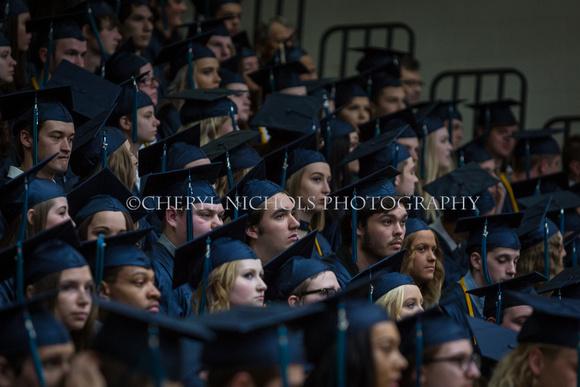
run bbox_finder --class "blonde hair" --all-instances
[488,343,564,387]
[0,198,60,249]
[90,145,136,190]
[516,233,565,281]
[178,116,229,146]
[285,165,326,231]
[417,131,456,222]
[375,286,405,320]
[215,167,252,197]
[191,260,239,315]
[401,230,445,307]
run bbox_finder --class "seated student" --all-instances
[27,13,87,87]
[370,67,406,119]
[0,298,74,387]
[3,0,32,91]
[399,55,423,106]
[219,69,252,125]
[174,216,266,315]
[326,118,360,192]
[78,1,122,74]
[6,221,96,352]
[118,0,154,59]
[104,52,160,105]
[467,272,547,332]
[401,218,445,307]
[248,61,309,97]
[332,166,408,277]
[334,75,371,132]
[283,45,317,81]
[562,135,580,186]
[263,231,341,305]
[510,129,562,183]
[80,229,161,312]
[398,309,481,387]
[68,169,146,241]
[0,87,75,182]
[440,212,523,321]
[489,295,580,387]
[148,0,188,61]
[256,15,296,64]
[304,299,408,387]
[0,33,17,91]
[203,20,235,63]
[142,163,224,317]
[417,99,465,150]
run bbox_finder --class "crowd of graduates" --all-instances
[0,0,579,386]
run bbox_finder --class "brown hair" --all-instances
[513,154,559,174]
[516,232,564,281]
[0,198,60,249]
[89,144,136,190]
[215,167,252,197]
[401,230,445,307]
[191,260,239,315]
[285,165,326,232]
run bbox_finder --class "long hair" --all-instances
[87,144,136,191]
[488,343,564,387]
[401,230,445,307]
[516,233,565,281]
[178,116,229,146]
[417,131,456,222]
[191,260,239,315]
[29,271,97,352]
[215,167,251,197]
[375,286,405,320]
[285,166,326,232]
[4,14,27,92]
[0,198,59,249]
[76,211,135,241]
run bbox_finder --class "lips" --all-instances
[73,312,88,320]
[289,233,298,241]
[147,304,159,313]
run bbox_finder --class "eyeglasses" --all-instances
[300,288,338,299]
[426,352,481,373]
[401,80,424,88]
[138,76,159,87]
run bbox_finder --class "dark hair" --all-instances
[305,328,376,387]
[399,55,420,72]
[119,2,151,24]
[329,134,354,192]
[4,14,27,92]
[401,344,441,387]
[208,365,280,387]
[77,211,135,241]
[562,135,580,175]
[513,154,558,174]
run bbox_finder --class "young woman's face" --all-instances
[54,266,93,331]
[434,127,453,168]
[136,105,159,143]
[137,63,159,105]
[194,57,221,89]
[226,83,251,123]
[347,131,360,175]
[103,266,161,313]
[410,230,438,285]
[370,321,408,387]
[422,339,481,387]
[86,211,128,240]
[297,162,331,213]
[228,259,267,308]
[44,197,74,230]
[17,12,32,51]
[0,46,16,85]
[398,284,424,320]
[122,4,153,49]
[337,97,371,129]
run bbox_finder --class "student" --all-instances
[399,55,423,105]
[148,0,188,60]
[325,117,359,192]
[370,68,406,119]
[0,34,17,90]
[142,163,224,317]
[334,75,371,131]
[174,216,266,315]
[248,61,309,97]
[417,99,464,150]
[3,0,32,91]
[219,69,252,124]
[118,0,154,58]
[401,218,445,307]
[104,52,160,105]
[510,129,562,182]
[203,20,235,63]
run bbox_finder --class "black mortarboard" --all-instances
[467,99,519,128]
[405,217,430,236]
[351,47,407,74]
[138,124,202,176]
[517,190,580,236]
[334,75,367,107]
[455,138,492,167]
[466,315,517,362]
[103,51,149,84]
[247,61,308,95]
[191,0,241,17]
[180,16,231,37]
[509,172,569,199]
[512,128,564,179]
[516,196,560,265]
[358,107,420,142]
[538,265,580,299]
[262,132,318,187]
[153,33,214,83]
[219,68,245,87]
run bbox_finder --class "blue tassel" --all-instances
[16,243,24,302]
[375,118,380,138]
[132,77,138,143]
[199,237,212,316]
[534,179,541,196]
[322,91,331,116]
[459,151,465,168]
[161,142,167,172]
[415,317,423,387]
[229,102,238,131]
[204,0,210,18]
[2,2,8,35]
[525,140,530,180]
[87,5,108,61]
[186,176,194,242]
[325,121,332,161]
[115,0,121,17]
[484,108,491,136]
[187,43,195,89]
[482,219,492,285]
[573,242,577,267]
[448,105,454,145]
[17,176,29,243]
[33,95,38,165]
[281,151,288,187]
[101,131,108,169]
[496,287,502,325]
[278,325,290,387]
[23,307,47,387]
[336,302,348,387]
[352,189,358,264]
[95,236,106,293]
[421,124,427,180]
[234,190,239,220]
[147,324,166,387]
[392,144,399,184]
[560,207,565,237]
[544,220,550,278]
[43,21,53,87]
[269,69,275,93]
[101,63,106,78]
[159,0,169,30]
[226,151,234,190]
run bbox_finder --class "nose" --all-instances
[428,250,437,262]
[215,72,222,84]
[256,276,267,291]
[396,350,408,371]
[289,213,300,231]
[212,216,224,229]
[506,261,517,276]
[322,180,331,195]
[61,139,72,153]
[393,221,404,236]
[64,212,76,228]
[153,116,160,127]
[466,359,481,379]
[78,287,91,305]
[149,284,161,300]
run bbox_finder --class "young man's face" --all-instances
[400,67,422,105]
[30,120,75,177]
[395,158,418,196]
[483,246,519,283]
[122,4,153,49]
[51,38,87,74]
[396,137,419,162]
[484,124,518,160]
[206,35,233,62]
[174,202,225,247]
[102,265,161,313]
[498,305,533,332]
[214,3,242,35]
[358,205,407,262]
[372,86,406,118]
[98,19,122,56]
[15,342,75,387]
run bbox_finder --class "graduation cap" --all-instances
[0,32,8,47]
[173,215,255,313]
[201,130,261,189]
[262,132,318,187]
[68,168,148,226]
[467,272,547,323]
[219,68,245,87]
[405,217,430,237]
[138,124,203,176]
[0,293,71,385]
[103,51,149,84]
[456,213,523,284]
[538,265,580,299]
[249,93,322,142]
[358,107,420,142]
[467,99,519,139]
[263,231,328,301]
[334,74,367,107]
[47,60,121,125]
[0,0,28,21]
[304,77,338,101]
[285,143,327,180]
[319,112,356,160]
[416,115,446,179]
[153,33,214,84]
[169,88,239,130]
[517,190,580,237]
[0,86,74,166]
[512,129,564,180]
[353,138,411,179]
[141,163,222,239]
[351,47,407,74]
[416,99,465,147]
[70,105,126,178]
[455,138,492,167]
[247,61,308,95]
[93,297,214,382]
[221,159,283,220]
[510,172,569,199]
[564,231,580,268]
[180,15,232,38]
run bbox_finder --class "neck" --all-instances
[83,50,102,74]
[442,219,463,244]
[471,269,487,288]
[250,240,276,266]
[155,22,173,39]
[129,141,142,158]
[355,244,378,273]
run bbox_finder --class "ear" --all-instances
[100,281,111,300]
[394,175,401,188]
[228,371,256,387]
[470,252,482,271]
[165,207,180,229]
[38,47,47,65]
[537,158,549,175]
[356,218,364,238]
[25,284,35,298]
[569,160,580,176]
[287,295,300,307]
[527,347,545,377]
[26,208,35,226]
[487,316,496,324]
[0,357,16,387]
[118,115,132,132]
[81,24,93,40]
[20,129,32,150]
[246,224,259,241]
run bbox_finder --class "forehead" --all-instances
[118,265,154,277]
[195,57,219,67]
[488,246,520,259]
[236,258,262,270]
[194,201,224,211]
[303,161,330,176]
[54,37,86,51]
[208,35,232,45]
[59,265,92,281]
[412,230,436,245]
[264,192,294,212]
[400,68,421,80]
[307,271,337,288]
[379,86,405,98]
[90,210,127,225]
[130,4,153,17]
[40,120,75,134]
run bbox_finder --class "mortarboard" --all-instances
[467,272,547,323]
[564,231,580,268]
[285,145,327,179]
[0,32,8,46]
[341,125,406,166]
[334,74,367,107]
[263,231,328,301]
[416,99,465,147]
[467,99,519,128]
[67,168,148,226]
[103,51,149,84]
[538,265,580,299]
[138,124,203,176]
[370,70,402,98]
[262,132,318,187]
[93,297,214,382]
[455,138,492,167]
[358,106,420,142]
[219,68,245,87]
[517,190,580,237]
[405,217,430,237]
[351,47,407,74]
[181,16,231,38]
[70,105,126,178]
[169,88,238,130]
[456,213,523,284]
[358,140,411,180]
[247,61,308,95]
[509,172,569,199]
[512,128,564,180]
[304,77,338,101]
[191,0,241,17]
[0,0,28,20]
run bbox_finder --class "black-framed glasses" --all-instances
[300,288,338,299]
[425,352,481,373]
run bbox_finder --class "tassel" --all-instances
[525,140,530,180]
[278,325,290,387]
[482,218,492,285]
[161,142,167,172]
[421,124,427,180]
[199,237,212,316]
[33,94,38,165]
[2,2,8,35]
[448,104,454,145]
[560,207,565,237]
[544,220,550,278]
[229,102,238,131]
[269,69,275,94]
[43,21,53,87]
[375,118,380,138]
[115,0,121,17]
[225,151,234,190]
[336,302,348,387]
[234,190,239,220]
[95,236,106,293]
[87,5,108,61]
[496,287,502,325]
[573,241,577,267]
[186,176,194,241]
[101,131,108,169]
[281,150,289,187]
[132,76,138,143]
[352,189,358,264]
[459,151,465,168]
[187,43,195,89]
[147,324,166,387]
[415,316,423,387]
[23,307,47,386]
[159,0,169,30]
